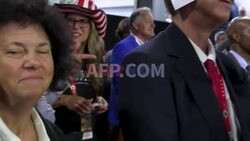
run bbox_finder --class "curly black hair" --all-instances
[0,0,74,91]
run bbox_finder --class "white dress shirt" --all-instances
[189,39,239,141]
[0,108,50,141]
[130,33,145,46]
[230,50,249,71]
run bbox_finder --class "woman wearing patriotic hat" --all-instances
[44,0,108,139]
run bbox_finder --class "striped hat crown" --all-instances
[59,0,97,10]
[52,0,107,38]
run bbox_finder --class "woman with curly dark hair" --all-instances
[0,0,83,140]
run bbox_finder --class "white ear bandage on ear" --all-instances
[170,0,195,10]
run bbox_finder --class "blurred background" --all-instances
[93,0,250,22]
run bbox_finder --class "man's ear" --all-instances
[232,33,240,43]
[132,23,138,30]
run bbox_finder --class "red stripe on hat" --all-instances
[78,0,84,7]
[98,21,106,30]
[99,29,106,38]
[56,5,92,14]
[95,15,105,25]
[57,8,92,17]
[88,0,93,10]
[98,17,106,27]
[92,11,101,18]
[94,12,104,20]
[99,27,106,34]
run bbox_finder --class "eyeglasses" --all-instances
[66,17,90,28]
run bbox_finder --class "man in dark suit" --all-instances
[108,7,155,140]
[224,17,250,130]
[226,16,250,74]
[118,0,250,141]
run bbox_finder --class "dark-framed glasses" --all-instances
[66,17,90,28]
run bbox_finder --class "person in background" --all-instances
[214,30,228,48]
[104,17,131,75]
[239,6,246,17]
[216,1,239,31]
[53,0,108,134]
[230,2,239,20]
[103,17,131,141]
[216,38,231,53]
[214,1,239,53]
[226,16,250,73]
[36,0,108,140]
[118,0,250,140]
[108,7,155,141]
[0,0,83,140]
[225,16,250,135]
[53,1,109,141]
[115,17,131,40]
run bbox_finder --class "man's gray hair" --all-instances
[130,7,152,28]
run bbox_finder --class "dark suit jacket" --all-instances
[109,35,139,126]
[40,112,83,141]
[118,23,250,141]
[227,52,250,79]
[225,52,250,133]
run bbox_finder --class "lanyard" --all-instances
[69,80,78,96]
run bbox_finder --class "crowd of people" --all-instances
[0,0,249,141]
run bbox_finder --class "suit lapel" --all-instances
[216,54,249,141]
[227,52,239,65]
[165,24,229,138]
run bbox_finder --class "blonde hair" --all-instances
[86,21,105,94]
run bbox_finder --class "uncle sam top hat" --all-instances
[51,0,107,38]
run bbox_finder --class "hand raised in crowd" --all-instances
[69,53,97,79]
[72,53,97,65]
[75,53,97,61]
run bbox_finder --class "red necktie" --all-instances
[204,59,231,132]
